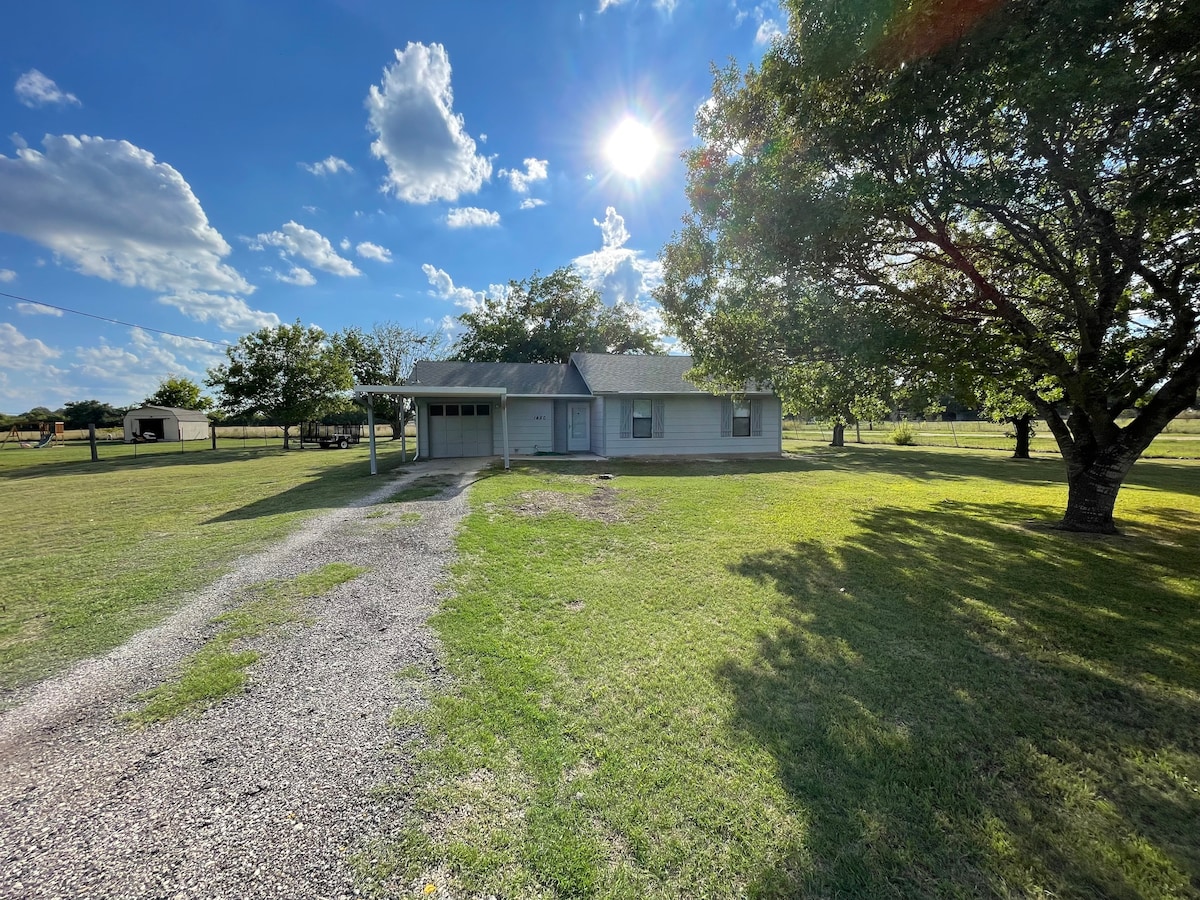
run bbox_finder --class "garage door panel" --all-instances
[428,402,492,458]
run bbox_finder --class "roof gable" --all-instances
[569,353,705,393]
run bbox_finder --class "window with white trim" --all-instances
[732,400,751,436]
[633,399,652,438]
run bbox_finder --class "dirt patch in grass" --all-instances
[506,484,631,524]
[385,476,457,504]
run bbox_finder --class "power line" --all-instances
[0,290,231,348]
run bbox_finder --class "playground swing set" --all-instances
[1,421,65,449]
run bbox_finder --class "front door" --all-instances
[568,402,590,452]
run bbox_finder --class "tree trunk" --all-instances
[1012,413,1032,459]
[830,423,845,447]
[855,421,862,443]
[283,424,291,450]
[1061,465,1125,533]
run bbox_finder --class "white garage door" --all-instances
[428,403,494,457]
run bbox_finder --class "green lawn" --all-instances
[0,441,408,696]
[365,446,1200,899]
[784,418,1200,458]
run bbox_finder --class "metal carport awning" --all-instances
[353,384,510,474]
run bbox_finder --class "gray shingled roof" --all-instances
[569,352,707,393]
[410,360,590,395]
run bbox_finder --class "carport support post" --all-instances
[367,394,378,476]
[401,398,407,461]
[501,394,510,470]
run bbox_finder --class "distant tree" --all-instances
[206,320,353,449]
[18,406,57,423]
[660,0,1200,533]
[453,266,660,363]
[144,376,213,411]
[333,322,447,439]
[60,400,125,429]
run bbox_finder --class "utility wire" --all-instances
[0,290,231,347]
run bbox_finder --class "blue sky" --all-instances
[0,1,782,413]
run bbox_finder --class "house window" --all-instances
[732,400,751,436]
[633,399,652,438]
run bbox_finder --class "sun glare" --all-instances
[605,118,659,178]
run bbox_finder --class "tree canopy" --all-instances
[659,0,1200,532]
[333,322,447,438]
[206,321,352,448]
[144,376,212,411]
[453,266,660,363]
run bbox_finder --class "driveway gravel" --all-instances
[0,458,488,899]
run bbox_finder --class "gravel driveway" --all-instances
[0,458,489,899]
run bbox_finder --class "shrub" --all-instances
[890,422,917,445]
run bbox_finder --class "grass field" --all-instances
[364,447,1200,898]
[784,417,1200,458]
[0,440,409,697]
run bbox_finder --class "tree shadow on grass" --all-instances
[722,502,1200,898]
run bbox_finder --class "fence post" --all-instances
[89,424,98,462]
[211,423,217,450]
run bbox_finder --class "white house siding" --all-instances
[503,398,554,455]
[590,396,605,456]
[602,394,781,457]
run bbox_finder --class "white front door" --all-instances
[568,402,590,452]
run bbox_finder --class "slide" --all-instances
[34,433,54,448]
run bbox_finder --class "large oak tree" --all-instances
[453,266,660,363]
[659,0,1200,532]
[206,321,352,449]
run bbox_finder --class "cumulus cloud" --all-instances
[572,206,664,308]
[250,221,361,277]
[15,301,62,316]
[751,3,785,45]
[0,323,61,368]
[0,135,253,297]
[301,155,353,176]
[278,266,317,286]
[0,134,277,332]
[519,198,546,210]
[0,268,15,282]
[156,291,280,332]
[366,43,491,203]
[446,207,500,229]
[356,241,393,262]
[14,70,81,108]
[499,158,548,194]
[598,0,676,12]
[421,263,486,311]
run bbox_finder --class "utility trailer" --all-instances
[299,422,365,449]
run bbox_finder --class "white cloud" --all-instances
[0,268,15,282]
[301,155,353,176]
[156,291,280,332]
[15,301,62,316]
[356,241,393,262]
[572,206,664,308]
[499,158,548,194]
[340,238,351,251]
[250,221,361,277]
[302,204,318,214]
[752,3,785,45]
[14,70,81,108]
[0,134,271,333]
[446,207,500,229]
[520,198,546,210]
[595,206,630,250]
[0,323,61,368]
[598,0,676,12]
[278,266,317,286]
[366,43,491,203]
[421,263,486,310]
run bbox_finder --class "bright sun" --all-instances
[605,118,658,178]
